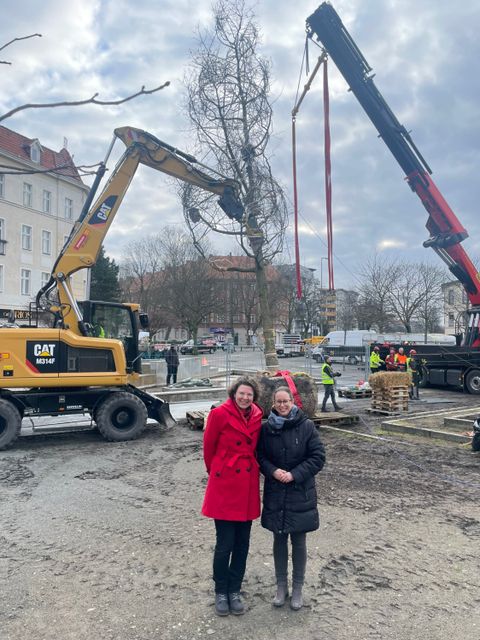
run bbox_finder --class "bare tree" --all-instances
[358,255,399,331]
[160,229,221,342]
[182,0,289,368]
[120,235,170,336]
[415,262,447,339]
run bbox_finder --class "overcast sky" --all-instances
[2,0,479,289]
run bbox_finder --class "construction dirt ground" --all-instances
[1,387,479,640]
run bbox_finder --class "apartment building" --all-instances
[0,125,89,322]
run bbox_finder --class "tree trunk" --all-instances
[254,256,278,370]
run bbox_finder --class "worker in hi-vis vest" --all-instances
[369,346,384,374]
[321,356,342,412]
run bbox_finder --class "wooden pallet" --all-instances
[312,412,360,427]
[338,389,372,399]
[186,410,209,430]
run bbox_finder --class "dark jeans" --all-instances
[322,384,338,409]
[273,532,307,586]
[166,366,178,385]
[213,519,252,594]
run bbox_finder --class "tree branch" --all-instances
[0,33,42,61]
[0,82,170,123]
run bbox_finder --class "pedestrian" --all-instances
[395,346,407,372]
[369,346,384,374]
[257,386,326,610]
[407,349,420,400]
[321,356,343,412]
[385,347,398,371]
[201,377,263,616]
[165,345,179,385]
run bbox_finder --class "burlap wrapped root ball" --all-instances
[255,372,318,417]
[368,371,411,390]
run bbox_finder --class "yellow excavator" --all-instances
[0,127,244,449]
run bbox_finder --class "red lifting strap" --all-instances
[274,370,303,409]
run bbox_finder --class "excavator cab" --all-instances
[80,300,145,374]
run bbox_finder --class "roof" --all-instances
[0,124,84,183]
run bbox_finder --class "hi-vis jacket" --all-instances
[321,363,335,385]
[202,398,263,521]
[370,351,383,369]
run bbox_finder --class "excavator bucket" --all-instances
[153,400,176,429]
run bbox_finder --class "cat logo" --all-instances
[34,344,56,358]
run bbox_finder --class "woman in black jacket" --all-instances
[257,386,326,610]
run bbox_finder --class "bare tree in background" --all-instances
[160,229,221,343]
[120,235,170,336]
[416,262,447,339]
[182,0,288,368]
[358,255,399,331]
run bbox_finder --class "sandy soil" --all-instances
[1,389,479,640]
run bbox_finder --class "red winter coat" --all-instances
[201,398,263,521]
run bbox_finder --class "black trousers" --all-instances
[213,519,252,594]
[273,532,307,586]
[166,366,178,385]
[322,384,338,409]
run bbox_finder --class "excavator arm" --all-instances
[38,126,244,334]
[306,3,480,345]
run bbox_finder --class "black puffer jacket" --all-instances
[257,409,326,534]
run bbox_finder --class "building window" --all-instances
[23,183,33,208]
[249,314,256,323]
[65,197,73,221]
[41,230,51,255]
[43,190,52,214]
[21,225,32,251]
[448,289,454,305]
[30,143,41,163]
[0,265,3,292]
[0,217,4,240]
[41,271,50,288]
[21,268,31,295]
[448,312,455,327]
[0,174,4,198]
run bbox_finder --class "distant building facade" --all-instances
[442,280,469,336]
[0,125,89,322]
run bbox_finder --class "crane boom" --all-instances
[306,3,480,339]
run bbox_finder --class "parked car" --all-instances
[180,339,217,355]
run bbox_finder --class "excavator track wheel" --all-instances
[95,392,148,442]
[0,398,22,451]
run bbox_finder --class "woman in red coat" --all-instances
[202,377,262,617]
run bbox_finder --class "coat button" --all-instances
[236,469,241,473]
[246,438,252,444]
[215,472,220,477]
[236,441,241,446]
[246,467,251,472]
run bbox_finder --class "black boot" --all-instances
[321,406,328,413]
[229,592,245,615]
[215,593,229,616]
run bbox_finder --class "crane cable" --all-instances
[291,45,330,299]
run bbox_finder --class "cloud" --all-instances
[1,0,479,290]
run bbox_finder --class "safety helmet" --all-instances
[409,349,417,355]
[374,346,380,351]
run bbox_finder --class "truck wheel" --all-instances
[0,399,22,450]
[95,392,148,442]
[465,369,480,394]
[418,365,429,389]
